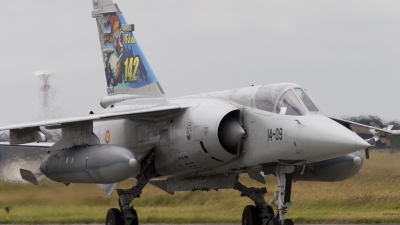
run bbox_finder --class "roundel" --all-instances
[105,130,110,144]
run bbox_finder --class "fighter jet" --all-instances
[1,1,399,225]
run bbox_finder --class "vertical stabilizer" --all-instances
[92,0,164,97]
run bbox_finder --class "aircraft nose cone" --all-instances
[297,115,370,161]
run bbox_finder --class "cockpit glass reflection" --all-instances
[294,88,319,112]
[276,90,306,116]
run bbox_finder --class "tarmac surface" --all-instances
[4,224,398,225]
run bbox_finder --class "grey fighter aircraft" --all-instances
[1,1,400,225]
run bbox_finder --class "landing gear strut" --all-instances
[105,152,157,225]
[234,177,277,225]
[269,166,295,225]
[236,165,295,225]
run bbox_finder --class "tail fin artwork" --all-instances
[92,0,164,97]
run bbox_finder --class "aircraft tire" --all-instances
[284,219,294,225]
[266,205,275,217]
[267,218,280,225]
[242,205,261,225]
[129,208,139,225]
[106,208,123,225]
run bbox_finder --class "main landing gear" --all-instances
[105,152,157,225]
[236,165,295,225]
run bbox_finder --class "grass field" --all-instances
[0,150,399,223]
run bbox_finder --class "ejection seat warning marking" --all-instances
[105,130,110,144]
[268,128,283,141]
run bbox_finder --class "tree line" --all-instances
[342,115,400,149]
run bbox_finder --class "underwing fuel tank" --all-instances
[293,152,363,182]
[40,145,139,184]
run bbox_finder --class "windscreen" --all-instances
[294,88,319,112]
[255,84,289,112]
[276,90,306,116]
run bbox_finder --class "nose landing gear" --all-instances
[270,166,295,225]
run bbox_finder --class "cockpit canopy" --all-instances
[255,83,319,116]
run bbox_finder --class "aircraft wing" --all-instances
[330,117,400,146]
[0,103,183,146]
[0,104,182,131]
[0,142,53,148]
[330,117,392,134]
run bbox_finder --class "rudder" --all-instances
[92,0,164,97]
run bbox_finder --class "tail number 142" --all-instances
[124,56,139,82]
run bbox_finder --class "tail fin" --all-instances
[92,0,164,97]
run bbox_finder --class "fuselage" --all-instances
[92,83,369,179]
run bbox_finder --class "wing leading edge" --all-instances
[0,104,182,131]
[0,103,183,146]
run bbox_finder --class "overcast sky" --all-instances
[1,0,400,126]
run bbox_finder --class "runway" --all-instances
[5,224,396,225]
[138,223,396,225]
